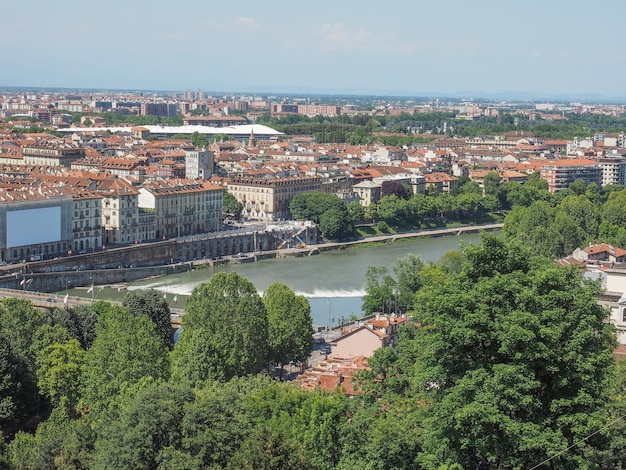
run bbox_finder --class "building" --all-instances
[140,103,178,117]
[97,179,141,246]
[185,149,214,180]
[540,159,602,192]
[228,175,323,221]
[138,179,224,239]
[424,172,459,193]
[572,244,626,265]
[330,313,406,358]
[353,180,382,207]
[183,116,247,127]
[22,145,85,167]
[297,104,341,117]
[0,192,73,262]
[71,192,103,253]
[598,157,626,187]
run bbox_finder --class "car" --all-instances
[46,298,56,303]
[319,345,331,355]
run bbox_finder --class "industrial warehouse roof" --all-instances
[58,124,283,137]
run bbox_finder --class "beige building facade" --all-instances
[228,175,323,221]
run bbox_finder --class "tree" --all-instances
[123,289,173,347]
[393,254,425,312]
[190,131,208,149]
[82,306,170,417]
[377,195,407,225]
[568,178,587,195]
[172,272,268,385]
[67,305,99,349]
[380,180,408,200]
[36,339,86,418]
[263,283,313,377]
[483,171,500,196]
[346,201,365,224]
[412,234,616,468]
[92,380,193,470]
[319,206,352,240]
[223,191,243,220]
[289,192,344,224]
[557,194,600,243]
[362,267,396,315]
[0,334,32,436]
[602,189,626,227]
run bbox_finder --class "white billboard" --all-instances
[6,206,62,247]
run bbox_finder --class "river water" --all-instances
[98,232,484,327]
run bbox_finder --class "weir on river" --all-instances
[103,231,487,327]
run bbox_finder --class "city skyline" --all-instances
[2,0,626,99]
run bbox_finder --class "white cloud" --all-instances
[303,22,428,54]
[236,16,259,32]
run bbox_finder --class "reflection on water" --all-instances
[80,232,487,326]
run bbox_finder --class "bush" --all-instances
[377,221,389,233]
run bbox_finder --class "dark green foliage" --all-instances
[0,334,32,436]
[172,272,268,385]
[93,381,193,470]
[263,283,313,375]
[319,206,352,240]
[412,234,616,468]
[82,306,170,417]
[189,131,208,149]
[362,267,396,315]
[289,191,345,223]
[223,191,243,220]
[123,289,173,347]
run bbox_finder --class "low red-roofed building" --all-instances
[296,356,368,396]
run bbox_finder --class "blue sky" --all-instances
[2,0,626,98]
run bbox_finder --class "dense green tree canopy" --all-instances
[223,191,244,220]
[172,272,268,385]
[82,306,170,417]
[263,282,313,375]
[289,192,345,224]
[122,289,173,347]
[412,235,616,468]
[319,205,352,240]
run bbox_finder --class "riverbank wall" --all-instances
[0,223,502,293]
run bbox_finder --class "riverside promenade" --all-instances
[285,222,504,257]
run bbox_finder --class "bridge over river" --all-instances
[0,288,184,327]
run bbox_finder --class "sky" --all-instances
[2,0,626,99]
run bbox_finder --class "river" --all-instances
[89,232,484,327]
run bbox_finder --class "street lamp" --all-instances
[327,298,332,338]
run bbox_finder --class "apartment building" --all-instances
[598,157,626,187]
[138,179,224,239]
[540,159,602,192]
[140,103,178,117]
[424,172,459,193]
[228,175,323,221]
[71,192,103,253]
[22,145,85,167]
[185,149,214,179]
[353,180,382,208]
[97,179,141,245]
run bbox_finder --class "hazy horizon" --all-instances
[2,0,625,100]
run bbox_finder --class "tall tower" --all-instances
[248,129,256,148]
